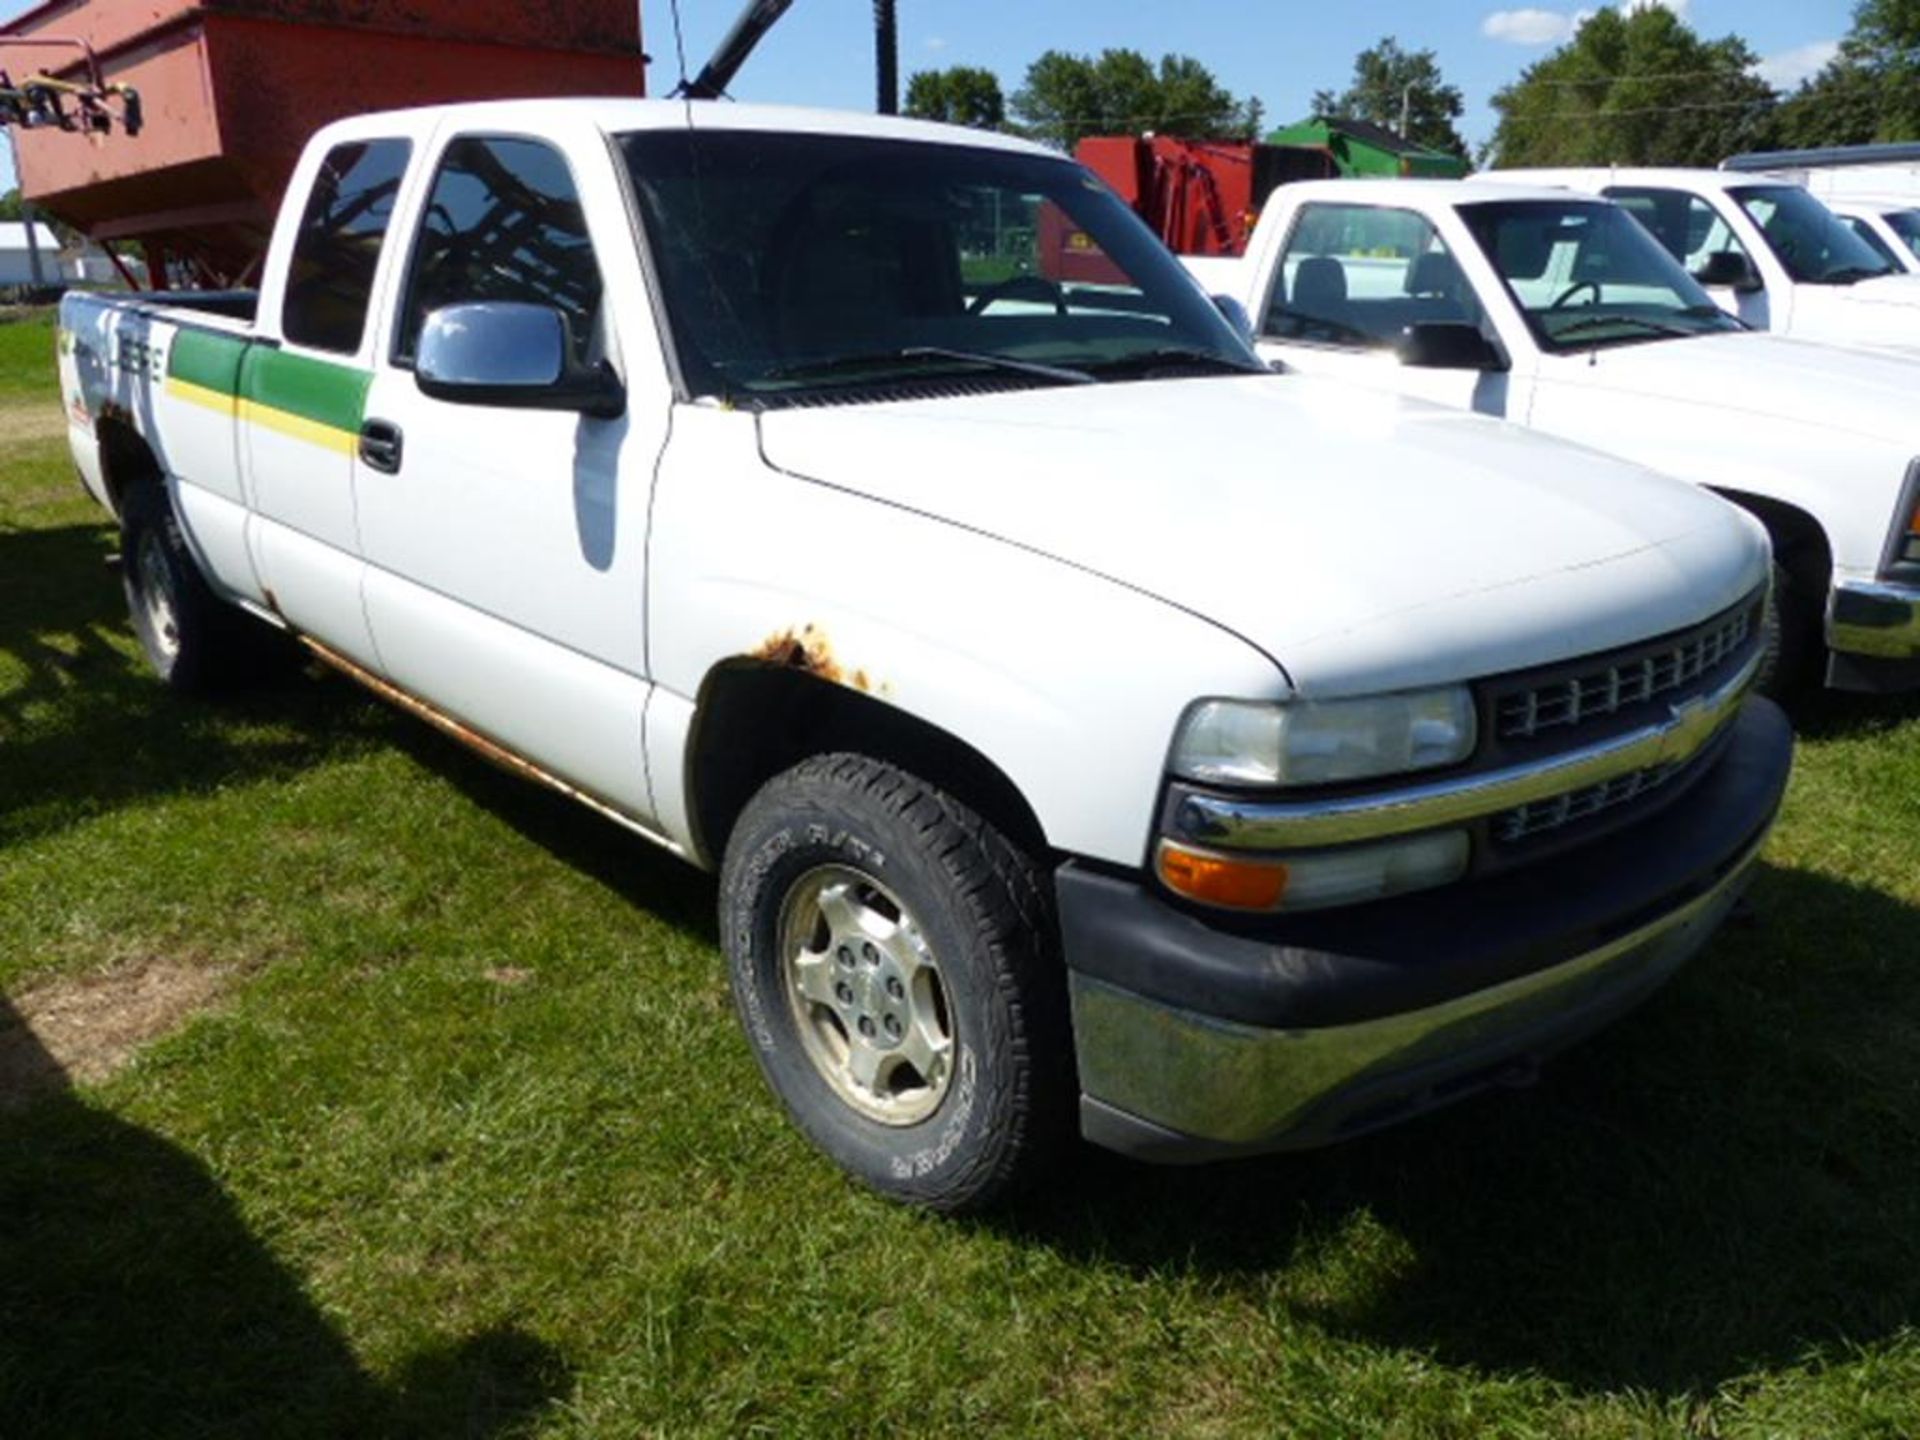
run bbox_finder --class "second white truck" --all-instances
[1205,177,1920,693]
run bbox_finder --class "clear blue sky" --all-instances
[663,0,1855,146]
[0,0,1859,191]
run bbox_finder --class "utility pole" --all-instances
[7,130,43,288]
[874,0,897,115]
[1400,81,1413,143]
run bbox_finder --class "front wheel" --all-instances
[720,754,1070,1211]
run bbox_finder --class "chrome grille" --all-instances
[1497,606,1754,742]
[1494,762,1682,844]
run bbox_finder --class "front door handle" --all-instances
[359,419,403,474]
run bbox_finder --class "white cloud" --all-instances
[1482,0,1687,46]
[1483,8,1577,44]
[1754,39,1841,89]
[924,35,949,52]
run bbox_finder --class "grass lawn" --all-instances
[4,304,1920,1437]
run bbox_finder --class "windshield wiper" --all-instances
[1818,265,1890,286]
[1077,347,1267,377]
[1551,314,1693,342]
[764,346,1094,387]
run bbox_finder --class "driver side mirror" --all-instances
[416,301,625,419]
[1692,251,1762,294]
[1396,322,1508,373]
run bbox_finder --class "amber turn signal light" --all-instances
[1157,840,1289,911]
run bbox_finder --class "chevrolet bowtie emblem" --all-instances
[1655,691,1719,767]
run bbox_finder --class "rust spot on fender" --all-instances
[751,624,843,685]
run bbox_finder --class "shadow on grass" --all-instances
[1780,683,1917,741]
[0,524,398,848]
[0,993,572,1438]
[384,718,722,946]
[991,862,1920,1400]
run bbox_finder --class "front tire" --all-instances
[1757,556,1823,698]
[720,754,1069,1211]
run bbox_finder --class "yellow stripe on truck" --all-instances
[164,375,237,417]
[236,396,360,455]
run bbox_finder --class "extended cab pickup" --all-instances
[61,100,1791,1210]
[1209,178,1920,693]
[1489,167,1920,350]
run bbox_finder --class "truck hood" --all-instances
[755,375,1768,696]
[1588,331,1920,446]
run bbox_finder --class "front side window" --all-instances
[282,138,411,354]
[394,136,604,367]
[619,130,1261,401]
[1461,199,1744,352]
[1262,202,1486,349]
[1605,187,1753,285]
[1729,184,1896,284]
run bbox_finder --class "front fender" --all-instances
[643,406,1284,867]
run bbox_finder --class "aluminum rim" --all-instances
[778,864,955,1127]
[136,529,182,662]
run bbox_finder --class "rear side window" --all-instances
[392,136,604,367]
[282,139,412,354]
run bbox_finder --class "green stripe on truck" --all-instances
[239,346,373,435]
[167,327,247,394]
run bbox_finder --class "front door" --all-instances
[354,129,665,822]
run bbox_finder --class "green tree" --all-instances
[1777,0,1920,146]
[1488,5,1776,167]
[903,66,1006,130]
[1311,37,1469,159]
[1011,49,1257,150]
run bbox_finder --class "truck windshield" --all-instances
[1729,185,1898,284]
[618,129,1263,402]
[1460,198,1745,352]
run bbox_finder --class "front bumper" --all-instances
[1060,698,1793,1163]
[1827,579,1920,692]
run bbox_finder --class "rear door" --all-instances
[243,133,414,667]
[353,118,671,823]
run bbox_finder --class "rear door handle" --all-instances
[359,419,403,474]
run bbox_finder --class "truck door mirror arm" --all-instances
[415,301,626,420]
[1395,322,1509,373]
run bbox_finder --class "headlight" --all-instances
[1172,688,1477,787]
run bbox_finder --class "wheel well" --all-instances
[95,416,163,518]
[686,662,1051,868]
[1714,490,1831,588]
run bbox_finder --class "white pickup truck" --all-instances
[1206,177,1920,693]
[1488,167,1920,349]
[60,100,1790,1210]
